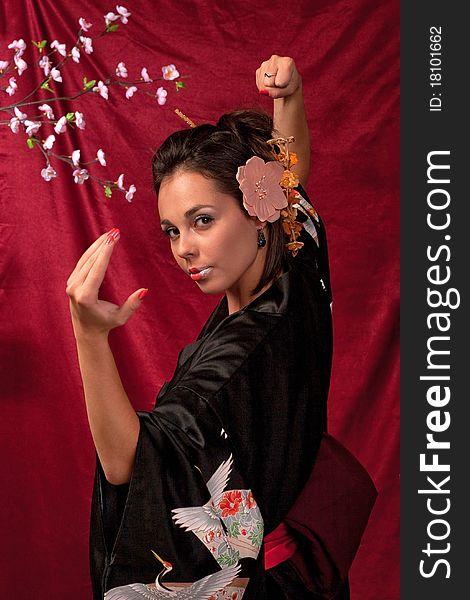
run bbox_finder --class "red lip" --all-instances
[188,266,210,274]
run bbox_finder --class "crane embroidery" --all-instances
[104,455,261,598]
[172,455,263,566]
[104,551,243,599]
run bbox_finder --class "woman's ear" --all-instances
[252,217,266,230]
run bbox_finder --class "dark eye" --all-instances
[162,227,179,239]
[194,215,214,227]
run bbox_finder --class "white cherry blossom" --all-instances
[39,104,55,120]
[39,55,51,77]
[51,40,67,57]
[41,165,57,181]
[6,77,17,96]
[75,111,86,129]
[71,149,81,166]
[9,117,20,133]
[14,106,27,120]
[24,120,41,136]
[141,67,152,82]
[79,36,93,54]
[117,173,124,190]
[0,60,9,71]
[125,184,136,202]
[54,116,67,134]
[14,54,28,76]
[116,6,131,24]
[73,168,89,184]
[125,86,137,99]
[43,135,56,150]
[115,61,128,78]
[8,39,26,55]
[79,17,92,31]
[51,67,62,83]
[92,81,108,99]
[71,47,81,63]
[104,12,119,26]
[162,64,179,81]
[156,86,167,106]
[97,149,106,166]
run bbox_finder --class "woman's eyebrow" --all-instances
[160,204,216,226]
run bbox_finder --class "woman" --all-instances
[67,56,375,599]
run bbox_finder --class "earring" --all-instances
[257,229,266,248]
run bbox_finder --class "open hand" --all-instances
[256,55,302,99]
[66,228,147,340]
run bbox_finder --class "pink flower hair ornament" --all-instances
[236,156,287,223]
[236,136,311,257]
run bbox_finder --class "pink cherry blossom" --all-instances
[115,61,128,78]
[41,165,57,181]
[39,104,55,120]
[0,60,9,71]
[71,150,81,166]
[9,117,20,133]
[79,17,92,31]
[24,120,41,137]
[6,77,17,96]
[51,68,62,83]
[79,36,93,54]
[43,135,56,150]
[75,111,85,129]
[10,108,26,132]
[71,47,81,63]
[125,86,137,99]
[141,67,152,82]
[162,64,179,81]
[50,40,67,57]
[156,86,167,106]
[117,173,124,190]
[125,184,136,202]
[104,12,119,26]
[39,55,51,77]
[93,81,108,99]
[116,6,131,23]
[14,106,27,120]
[97,149,106,166]
[54,116,67,134]
[73,168,89,184]
[14,54,27,76]
[8,39,26,55]
[236,156,287,223]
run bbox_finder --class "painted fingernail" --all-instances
[106,227,117,235]
[106,228,120,245]
[138,288,149,300]
[259,89,269,95]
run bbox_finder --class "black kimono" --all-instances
[90,188,342,599]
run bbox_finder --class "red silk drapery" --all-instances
[0,1,399,598]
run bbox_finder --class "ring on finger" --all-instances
[264,72,276,78]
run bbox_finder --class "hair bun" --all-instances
[216,110,274,155]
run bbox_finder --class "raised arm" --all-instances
[256,55,310,186]
[66,229,147,484]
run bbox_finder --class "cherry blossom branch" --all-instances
[0,5,189,201]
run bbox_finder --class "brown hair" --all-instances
[152,110,288,295]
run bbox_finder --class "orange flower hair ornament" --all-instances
[236,136,309,257]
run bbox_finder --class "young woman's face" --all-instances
[158,171,266,298]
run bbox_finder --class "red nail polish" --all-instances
[259,89,269,95]
[138,288,148,300]
[106,228,120,244]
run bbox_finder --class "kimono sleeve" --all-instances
[90,385,266,599]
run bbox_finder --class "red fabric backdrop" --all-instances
[0,1,399,598]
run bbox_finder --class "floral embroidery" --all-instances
[219,490,242,517]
